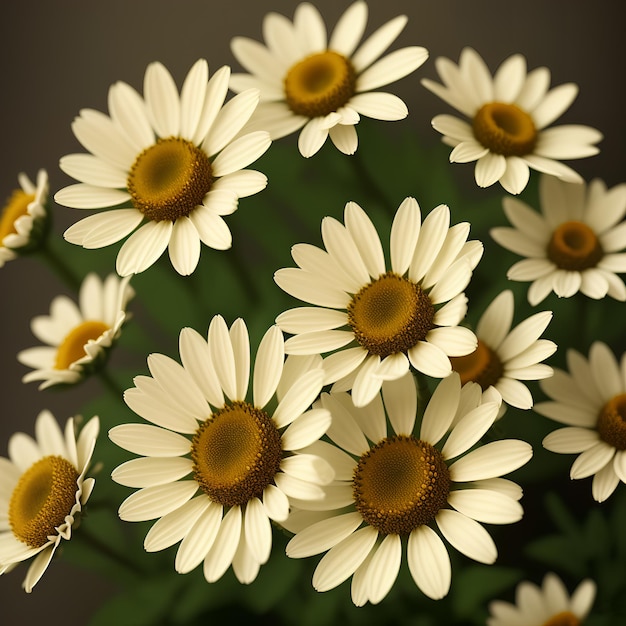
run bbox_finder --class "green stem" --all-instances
[348,149,395,215]
[76,523,145,576]
[98,367,126,404]
[35,237,82,291]
[414,371,432,417]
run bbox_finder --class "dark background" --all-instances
[1,1,624,624]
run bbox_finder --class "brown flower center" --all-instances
[473,102,537,156]
[127,137,213,222]
[450,340,503,390]
[348,272,435,358]
[1,189,35,242]
[353,436,450,535]
[597,393,626,450]
[191,401,283,507]
[55,321,111,370]
[9,455,79,548]
[542,611,580,626]
[284,51,356,118]
[547,220,604,271]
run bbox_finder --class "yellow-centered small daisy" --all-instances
[422,47,602,194]
[229,1,428,157]
[0,411,99,592]
[55,59,271,276]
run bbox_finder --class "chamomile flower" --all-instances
[109,318,333,584]
[421,47,602,194]
[274,197,482,407]
[491,174,626,305]
[17,273,134,390]
[451,290,556,411]
[285,372,532,605]
[55,59,271,276]
[0,410,99,592]
[538,342,626,502]
[0,169,49,267]
[229,1,428,157]
[487,572,596,626]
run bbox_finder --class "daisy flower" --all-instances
[55,59,271,276]
[109,317,334,585]
[284,372,532,605]
[421,47,602,194]
[0,410,99,592]
[491,174,626,305]
[487,572,596,626]
[17,273,134,390]
[274,197,483,407]
[537,342,626,502]
[0,169,49,267]
[229,1,428,157]
[451,290,556,411]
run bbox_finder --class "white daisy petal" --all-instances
[298,117,331,157]
[449,440,533,482]
[366,534,402,604]
[244,497,272,564]
[175,502,223,574]
[407,525,451,600]
[118,481,198,522]
[542,427,601,454]
[436,509,497,564]
[286,512,363,558]
[329,0,368,57]
[348,92,407,121]
[390,196,421,275]
[112,456,193,488]
[447,489,523,524]
[143,497,209,553]
[357,47,428,92]
[281,408,332,452]
[116,221,172,276]
[59,154,128,188]
[108,424,191,457]
[408,341,453,379]
[262,484,290,522]
[312,525,378,592]
[211,130,271,177]
[168,217,201,276]
[144,61,181,137]
[189,207,232,251]
[569,442,615,479]
[203,505,242,583]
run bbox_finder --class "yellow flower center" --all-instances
[284,51,356,118]
[597,393,626,450]
[450,339,503,390]
[472,102,537,156]
[542,611,580,626]
[547,220,604,271]
[55,320,110,370]
[353,436,450,535]
[348,272,435,357]
[191,401,283,507]
[9,455,79,548]
[127,137,213,222]
[0,189,34,242]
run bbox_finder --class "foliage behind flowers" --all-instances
[1,2,626,625]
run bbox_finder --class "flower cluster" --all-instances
[2,2,623,624]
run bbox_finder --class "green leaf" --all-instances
[451,564,523,620]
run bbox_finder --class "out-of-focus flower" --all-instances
[230,1,428,157]
[422,47,602,194]
[18,273,134,389]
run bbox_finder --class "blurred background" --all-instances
[1,1,624,624]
